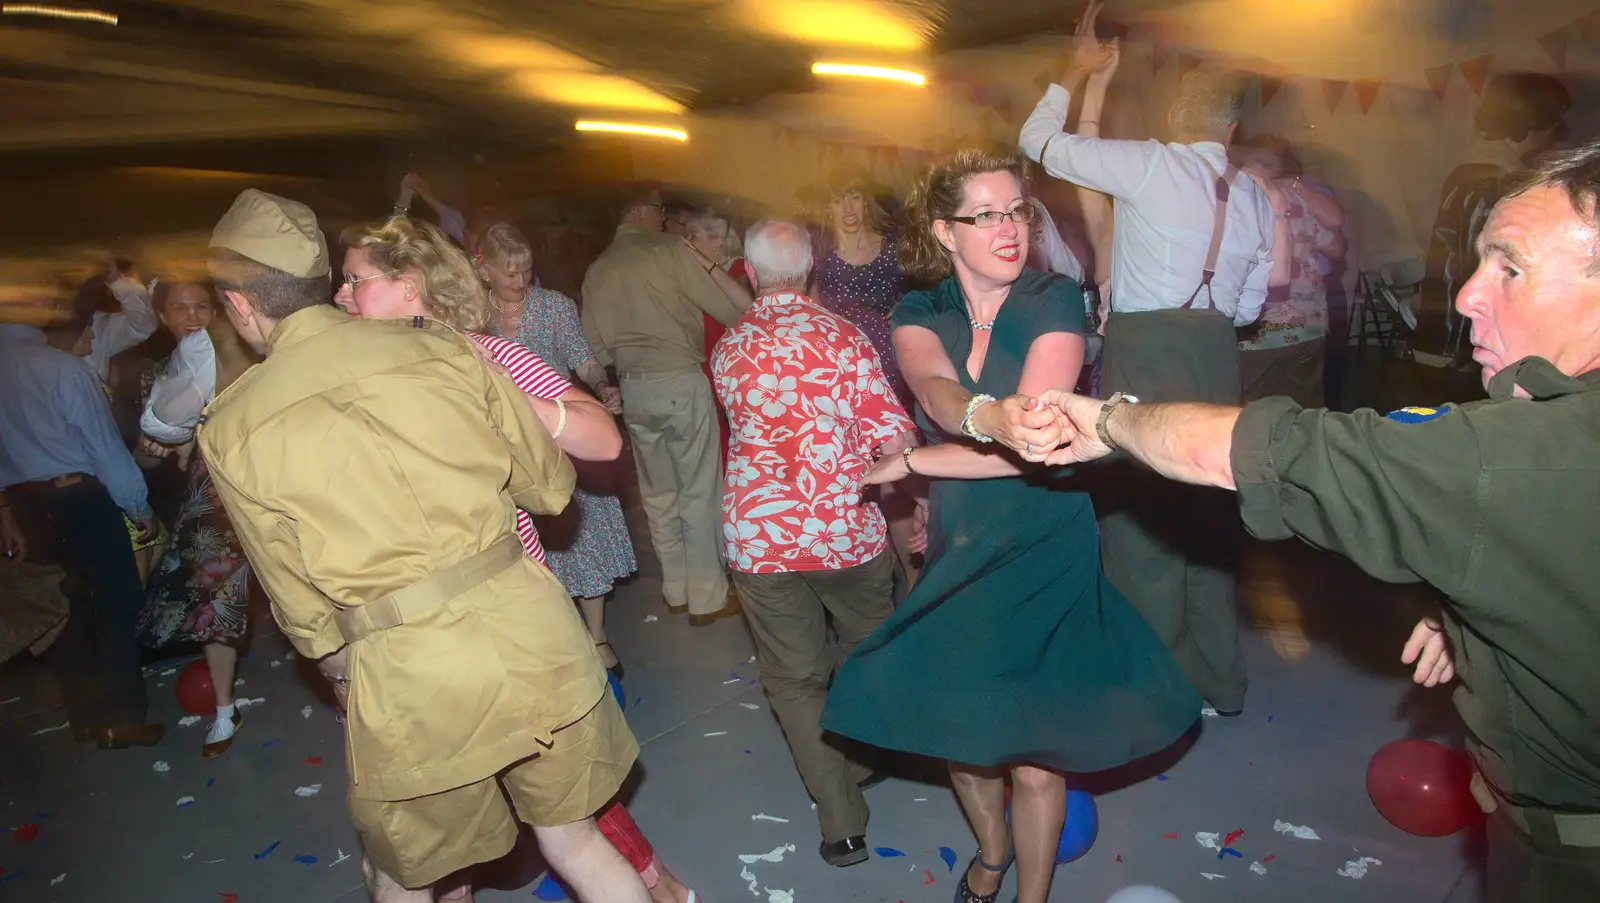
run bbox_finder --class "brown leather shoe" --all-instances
[93,723,166,749]
[202,709,243,759]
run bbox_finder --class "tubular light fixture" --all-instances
[574,121,688,141]
[2,4,118,24]
[811,62,925,86]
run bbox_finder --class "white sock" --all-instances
[207,703,237,744]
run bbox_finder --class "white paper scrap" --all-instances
[0,695,20,705]
[301,705,313,719]
[234,678,245,686]
[1273,819,1321,840]
[270,660,282,668]
[295,784,323,797]
[29,721,69,736]
[179,715,202,728]
[913,797,928,802]
[330,848,353,867]
[51,873,66,886]
[284,651,296,660]
[1201,705,1219,717]
[740,703,761,710]
[237,696,266,709]
[746,656,757,664]
[705,731,728,737]
[160,668,177,676]
[740,865,759,897]
[764,889,794,903]
[644,615,659,623]
[176,796,196,807]
[1201,873,1226,880]
[152,760,171,772]
[183,853,194,861]
[1337,856,1381,879]
[1250,861,1267,876]
[738,843,796,864]
[1195,831,1221,851]
[723,678,741,685]
[752,813,789,823]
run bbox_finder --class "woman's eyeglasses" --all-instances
[344,270,398,289]
[947,204,1038,229]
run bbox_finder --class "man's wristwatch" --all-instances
[1095,392,1139,450]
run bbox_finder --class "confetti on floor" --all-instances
[1201,705,1219,717]
[939,847,957,872]
[0,696,20,705]
[1273,819,1321,840]
[176,796,196,808]
[294,854,318,865]
[751,813,789,823]
[741,865,759,896]
[1224,828,1245,847]
[179,715,202,728]
[1250,861,1268,875]
[50,872,65,885]
[722,678,741,685]
[913,798,928,802]
[1162,833,1178,840]
[764,888,794,903]
[270,660,282,668]
[1195,831,1221,851]
[152,761,171,773]
[236,697,266,709]
[254,840,282,859]
[206,777,215,788]
[300,706,313,719]
[1338,856,1382,879]
[183,853,194,861]
[874,847,905,858]
[1201,873,1226,880]
[329,848,352,867]
[262,740,280,748]
[304,756,323,765]
[644,615,659,623]
[921,869,936,886]
[1217,848,1243,861]
[704,731,728,737]
[28,721,69,736]
[740,703,761,710]
[294,784,322,797]
[219,894,239,903]
[738,843,796,864]
[12,822,40,842]
[160,668,178,677]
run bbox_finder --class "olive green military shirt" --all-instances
[1231,356,1600,812]
[580,223,744,375]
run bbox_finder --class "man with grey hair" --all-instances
[1018,8,1280,717]
[710,218,916,867]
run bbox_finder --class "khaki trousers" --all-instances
[731,552,895,842]
[619,369,728,615]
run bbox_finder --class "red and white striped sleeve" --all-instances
[469,333,575,400]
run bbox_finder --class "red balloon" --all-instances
[1367,739,1478,837]
[175,660,217,716]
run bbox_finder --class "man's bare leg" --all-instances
[535,817,651,903]
[361,853,434,903]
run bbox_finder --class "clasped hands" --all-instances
[971,390,1116,466]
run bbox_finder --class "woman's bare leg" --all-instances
[204,642,239,745]
[949,762,1010,898]
[1008,765,1066,903]
[579,595,618,669]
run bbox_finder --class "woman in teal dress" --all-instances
[823,149,1199,903]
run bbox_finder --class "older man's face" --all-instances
[1457,184,1600,387]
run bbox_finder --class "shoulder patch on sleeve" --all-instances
[1385,405,1452,424]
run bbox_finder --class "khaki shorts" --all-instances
[351,694,638,888]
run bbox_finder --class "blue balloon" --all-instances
[533,874,567,901]
[1006,788,1098,865]
[1056,789,1098,864]
[608,671,626,712]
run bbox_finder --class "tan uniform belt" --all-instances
[1471,770,1600,848]
[334,536,524,644]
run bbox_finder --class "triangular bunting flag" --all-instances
[1537,26,1571,70]
[1178,54,1203,78]
[1460,54,1493,96]
[1323,79,1349,112]
[866,145,881,170]
[1259,75,1283,108]
[1033,70,1053,92]
[1424,63,1452,102]
[994,98,1015,127]
[883,145,899,168]
[1150,39,1171,74]
[1354,79,1383,113]
[1577,10,1600,38]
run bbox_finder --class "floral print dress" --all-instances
[135,361,251,647]
[497,287,638,598]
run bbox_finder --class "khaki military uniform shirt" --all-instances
[1231,356,1600,812]
[199,306,607,802]
[580,223,744,375]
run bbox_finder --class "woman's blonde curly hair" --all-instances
[899,147,1032,283]
[342,217,491,332]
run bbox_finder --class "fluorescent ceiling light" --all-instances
[737,0,926,51]
[2,3,117,24]
[575,121,688,142]
[811,62,925,86]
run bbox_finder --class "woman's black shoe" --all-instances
[819,835,869,867]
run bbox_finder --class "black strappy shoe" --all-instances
[595,641,624,680]
[954,849,1013,903]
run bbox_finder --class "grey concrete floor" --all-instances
[0,508,1484,903]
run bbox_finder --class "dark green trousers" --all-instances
[1487,808,1600,902]
[1096,308,1247,712]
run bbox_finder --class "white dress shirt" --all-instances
[80,277,159,382]
[1020,84,1275,327]
[140,328,216,445]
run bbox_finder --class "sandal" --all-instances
[596,641,624,680]
[954,849,1013,903]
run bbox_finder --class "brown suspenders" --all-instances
[1182,161,1240,310]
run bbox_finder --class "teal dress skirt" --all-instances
[822,272,1201,772]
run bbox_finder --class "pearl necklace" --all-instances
[969,316,995,332]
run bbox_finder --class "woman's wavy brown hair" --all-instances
[342,217,491,332]
[898,148,1032,283]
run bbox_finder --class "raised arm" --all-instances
[1075,38,1119,299]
